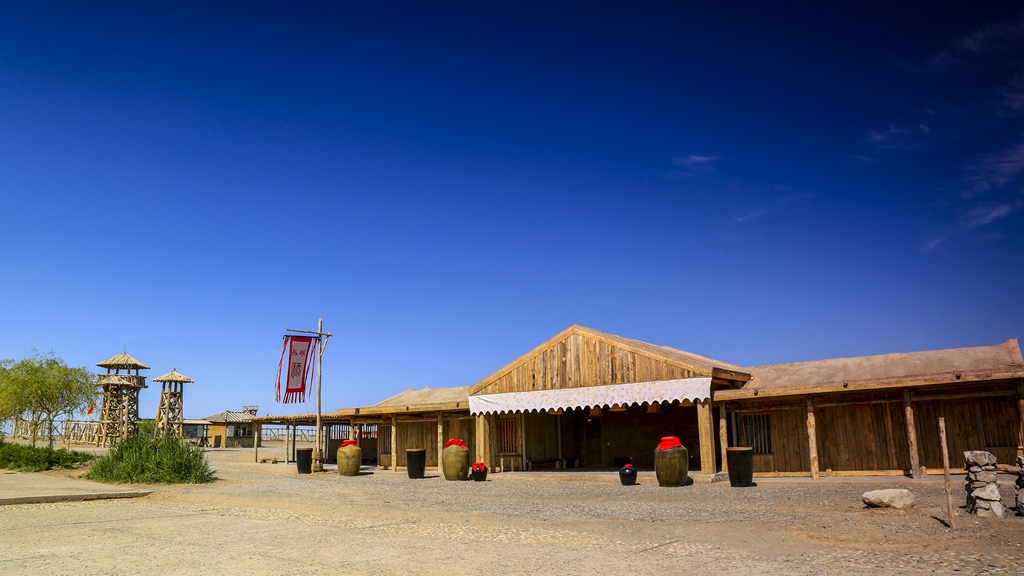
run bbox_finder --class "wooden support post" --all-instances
[697,400,715,474]
[474,414,488,468]
[806,398,819,481]
[939,417,956,529]
[904,389,921,479]
[390,418,398,471]
[718,402,729,473]
[437,417,444,472]
[253,423,260,462]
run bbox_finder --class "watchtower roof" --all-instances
[96,352,150,371]
[152,368,194,384]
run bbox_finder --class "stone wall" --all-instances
[964,451,1004,518]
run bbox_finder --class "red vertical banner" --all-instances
[275,335,319,403]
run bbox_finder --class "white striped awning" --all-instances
[468,377,712,415]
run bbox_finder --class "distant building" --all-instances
[203,406,258,448]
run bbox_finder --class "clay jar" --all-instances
[337,440,362,477]
[654,436,688,487]
[442,439,470,481]
[619,464,638,486]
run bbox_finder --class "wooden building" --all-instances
[203,407,258,448]
[718,338,1024,478]
[260,325,1024,479]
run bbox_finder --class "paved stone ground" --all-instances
[1,448,1022,575]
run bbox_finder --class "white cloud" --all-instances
[924,235,948,251]
[667,154,720,179]
[962,201,1021,228]
[930,16,1024,69]
[671,155,718,166]
[967,140,1024,194]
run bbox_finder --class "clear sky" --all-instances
[1,2,1022,420]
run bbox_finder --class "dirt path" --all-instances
[1,448,1021,575]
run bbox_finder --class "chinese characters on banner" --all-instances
[274,335,319,403]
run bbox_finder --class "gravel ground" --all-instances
[1,448,1022,575]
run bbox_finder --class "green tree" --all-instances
[0,352,97,448]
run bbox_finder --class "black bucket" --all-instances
[406,448,426,479]
[296,448,313,474]
[726,447,754,487]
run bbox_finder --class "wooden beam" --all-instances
[697,400,715,474]
[437,417,444,476]
[712,367,752,383]
[913,390,1015,403]
[806,398,819,480]
[904,389,921,479]
[253,423,260,463]
[939,417,956,529]
[390,418,398,472]
[718,403,729,473]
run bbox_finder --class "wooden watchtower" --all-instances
[153,368,193,438]
[95,352,149,446]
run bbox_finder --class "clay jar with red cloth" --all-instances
[337,439,362,476]
[654,436,689,487]
[442,438,470,481]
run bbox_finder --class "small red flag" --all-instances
[86,403,95,416]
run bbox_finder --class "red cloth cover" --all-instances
[656,436,682,451]
[444,438,467,449]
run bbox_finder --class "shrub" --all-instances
[0,438,94,472]
[86,435,216,484]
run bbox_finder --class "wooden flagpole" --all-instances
[286,319,332,472]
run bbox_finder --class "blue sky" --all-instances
[1,2,1022,419]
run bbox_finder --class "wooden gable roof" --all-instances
[468,324,749,396]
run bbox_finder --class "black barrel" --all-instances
[726,447,754,487]
[406,448,426,479]
[296,448,313,474]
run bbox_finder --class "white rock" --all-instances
[862,489,916,509]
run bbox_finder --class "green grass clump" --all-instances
[86,435,216,484]
[0,438,95,472]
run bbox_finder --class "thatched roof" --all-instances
[96,352,150,371]
[152,368,194,384]
[97,374,134,386]
[716,338,1024,400]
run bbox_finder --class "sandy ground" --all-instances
[1,444,1022,575]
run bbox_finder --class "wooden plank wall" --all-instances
[442,418,477,464]
[816,403,908,472]
[479,333,698,395]
[738,383,1020,475]
[738,407,809,473]
[395,421,438,468]
[914,398,1019,468]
